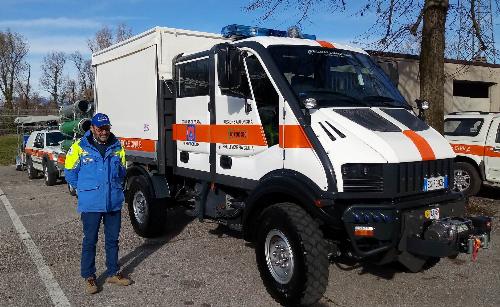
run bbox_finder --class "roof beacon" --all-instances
[221,24,316,40]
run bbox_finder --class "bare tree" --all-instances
[115,23,133,43]
[87,26,113,53]
[15,63,31,109]
[40,51,66,108]
[83,59,94,100]
[0,29,29,109]
[62,77,78,105]
[246,0,499,133]
[70,51,89,97]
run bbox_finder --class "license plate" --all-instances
[423,175,448,191]
[425,208,440,220]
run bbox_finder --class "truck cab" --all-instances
[445,112,500,196]
[92,25,492,306]
[24,130,70,185]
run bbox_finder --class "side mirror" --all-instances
[217,44,243,91]
[34,141,43,148]
[415,99,430,120]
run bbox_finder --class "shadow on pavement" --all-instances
[477,185,500,200]
[96,207,194,285]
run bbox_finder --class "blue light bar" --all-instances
[221,24,316,40]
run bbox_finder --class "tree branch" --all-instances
[470,0,487,51]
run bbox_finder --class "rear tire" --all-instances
[454,162,481,197]
[255,203,329,306]
[27,157,38,179]
[43,161,58,186]
[126,175,168,238]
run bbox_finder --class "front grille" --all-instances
[343,178,384,192]
[397,159,453,194]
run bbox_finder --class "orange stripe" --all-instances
[119,138,156,153]
[172,124,313,148]
[172,124,267,146]
[403,130,436,161]
[58,155,66,165]
[451,143,500,158]
[317,40,335,48]
[279,125,312,148]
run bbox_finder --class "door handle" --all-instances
[220,155,232,169]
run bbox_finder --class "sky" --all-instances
[0,0,498,98]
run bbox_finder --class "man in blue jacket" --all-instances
[65,113,131,294]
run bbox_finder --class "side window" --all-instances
[245,55,279,147]
[177,58,209,98]
[495,123,500,143]
[34,133,44,148]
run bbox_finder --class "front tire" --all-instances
[126,175,168,238]
[256,203,329,306]
[43,161,58,186]
[454,162,481,196]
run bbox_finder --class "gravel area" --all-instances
[0,165,498,306]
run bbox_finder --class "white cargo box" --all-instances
[92,27,229,144]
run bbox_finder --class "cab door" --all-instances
[485,117,500,183]
[214,51,283,184]
[32,132,44,170]
[174,56,211,177]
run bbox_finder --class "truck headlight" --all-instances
[341,164,383,192]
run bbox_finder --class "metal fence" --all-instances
[0,108,59,135]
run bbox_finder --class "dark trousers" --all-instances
[80,211,121,278]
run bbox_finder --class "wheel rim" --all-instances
[133,191,148,224]
[265,229,294,284]
[44,166,48,182]
[454,169,471,192]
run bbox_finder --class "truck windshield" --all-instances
[444,118,484,137]
[46,132,71,146]
[268,46,410,108]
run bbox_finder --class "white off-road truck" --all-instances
[91,25,492,305]
[24,129,71,185]
[445,111,500,196]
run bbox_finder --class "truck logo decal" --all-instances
[187,124,196,142]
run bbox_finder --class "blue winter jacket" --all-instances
[64,131,126,213]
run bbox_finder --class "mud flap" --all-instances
[397,251,426,272]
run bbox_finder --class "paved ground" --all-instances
[0,165,499,307]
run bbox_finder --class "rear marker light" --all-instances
[354,226,374,237]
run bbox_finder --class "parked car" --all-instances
[24,129,71,186]
[445,111,500,196]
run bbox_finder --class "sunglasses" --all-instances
[94,125,111,132]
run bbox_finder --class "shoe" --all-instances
[85,277,98,294]
[106,273,132,286]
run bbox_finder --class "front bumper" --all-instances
[335,191,491,261]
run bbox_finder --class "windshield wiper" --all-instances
[362,95,412,109]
